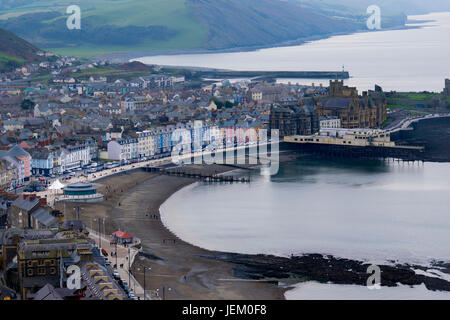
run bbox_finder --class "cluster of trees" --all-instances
[0,59,21,72]
[20,99,35,110]
[211,98,238,109]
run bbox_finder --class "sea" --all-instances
[143,12,450,299]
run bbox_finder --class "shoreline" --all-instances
[56,153,450,299]
[96,25,419,63]
[58,163,291,299]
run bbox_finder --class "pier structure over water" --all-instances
[284,128,425,161]
[145,166,251,183]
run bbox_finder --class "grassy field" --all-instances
[70,65,150,81]
[388,103,427,111]
[0,52,24,63]
[390,92,449,101]
[0,52,25,70]
[0,0,207,56]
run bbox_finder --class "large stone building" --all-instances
[270,104,319,137]
[17,238,94,299]
[315,80,387,129]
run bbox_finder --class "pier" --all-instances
[285,142,425,162]
[284,128,426,162]
[144,166,250,183]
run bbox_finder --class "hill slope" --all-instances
[0,0,431,57]
[0,27,42,71]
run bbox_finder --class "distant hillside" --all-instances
[188,0,362,50]
[0,0,442,57]
[0,27,42,71]
[299,0,450,15]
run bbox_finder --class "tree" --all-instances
[20,99,35,110]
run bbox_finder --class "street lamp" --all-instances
[136,266,151,300]
[92,217,103,248]
[73,206,83,220]
[156,286,172,300]
[128,247,131,288]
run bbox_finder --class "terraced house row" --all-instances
[107,121,264,161]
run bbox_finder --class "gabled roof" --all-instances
[33,284,63,300]
[12,195,40,212]
[31,207,57,227]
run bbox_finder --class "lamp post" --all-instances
[93,217,103,249]
[98,217,101,249]
[156,286,171,300]
[115,241,118,269]
[128,247,131,287]
[136,266,151,300]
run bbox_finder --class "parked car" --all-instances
[113,271,120,279]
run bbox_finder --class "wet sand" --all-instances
[58,165,287,300]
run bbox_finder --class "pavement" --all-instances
[87,228,151,300]
[35,142,264,204]
[35,157,173,205]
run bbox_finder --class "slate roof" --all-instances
[33,284,64,300]
[31,207,57,227]
[11,195,40,212]
[0,145,30,159]
[321,97,352,109]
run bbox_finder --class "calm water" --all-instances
[136,12,450,92]
[161,156,450,265]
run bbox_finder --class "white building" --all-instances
[107,138,139,161]
[61,145,91,171]
[3,120,24,131]
[320,117,341,129]
[137,130,157,158]
[121,98,136,114]
[105,132,123,142]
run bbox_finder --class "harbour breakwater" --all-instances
[190,69,349,80]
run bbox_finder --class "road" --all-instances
[87,228,151,300]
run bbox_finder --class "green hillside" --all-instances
[0,27,43,71]
[0,53,25,71]
[0,0,414,57]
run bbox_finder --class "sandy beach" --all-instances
[57,164,288,300]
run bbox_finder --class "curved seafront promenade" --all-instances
[58,164,288,300]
